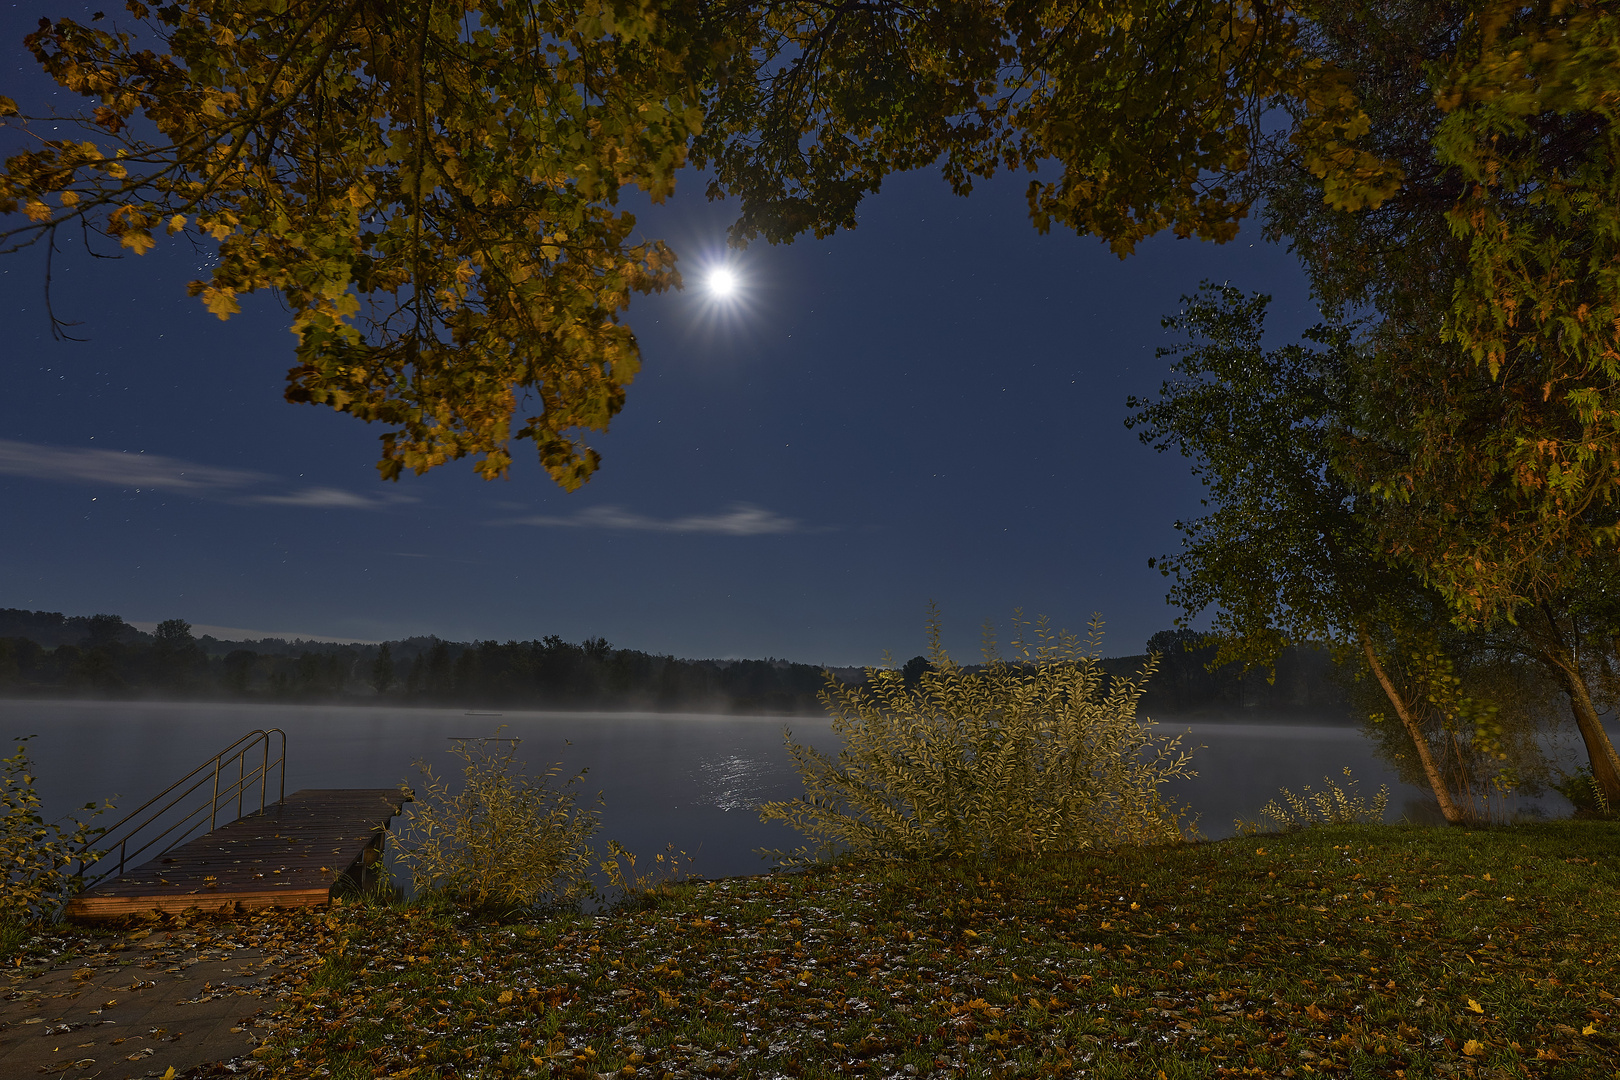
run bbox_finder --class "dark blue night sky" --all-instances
[2,1,1320,665]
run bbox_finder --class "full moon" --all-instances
[707,267,738,298]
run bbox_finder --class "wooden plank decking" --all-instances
[66,789,409,918]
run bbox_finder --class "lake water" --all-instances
[1,700,1594,885]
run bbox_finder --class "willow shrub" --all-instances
[389,735,598,912]
[1,739,109,929]
[1252,767,1390,831]
[760,613,1195,863]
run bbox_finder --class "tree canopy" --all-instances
[1,0,1400,486]
[1129,284,1481,820]
[1256,0,1620,623]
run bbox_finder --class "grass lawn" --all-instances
[231,820,1618,1080]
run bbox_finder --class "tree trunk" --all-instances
[1359,630,1466,824]
[1537,650,1620,809]
[1531,606,1620,809]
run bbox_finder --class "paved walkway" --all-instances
[0,919,313,1078]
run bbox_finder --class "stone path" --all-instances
[0,922,310,1078]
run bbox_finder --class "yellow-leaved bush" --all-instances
[1,739,109,927]
[389,734,598,912]
[1255,767,1390,832]
[760,612,1195,863]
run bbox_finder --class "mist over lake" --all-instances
[5,700,1592,883]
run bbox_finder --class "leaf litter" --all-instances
[15,821,1620,1079]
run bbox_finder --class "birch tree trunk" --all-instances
[1359,630,1465,824]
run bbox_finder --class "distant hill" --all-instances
[0,607,1354,718]
[0,608,851,713]
[0,608,150,649]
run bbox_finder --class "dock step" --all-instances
[66,789,408,918]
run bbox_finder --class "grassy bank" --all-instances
[232,820,1619,1080]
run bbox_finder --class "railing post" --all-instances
[71,729,294,892]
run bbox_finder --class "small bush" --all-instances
[596,840,696,910]
[760,610,1195,862]
[1255,767,1390,831]
[389,734,599,912]
[1554,767,1612,818]
[1,738,109,930]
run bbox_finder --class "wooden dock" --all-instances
[66,789,409,918]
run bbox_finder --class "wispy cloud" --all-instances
[0,438,410,511]
[0,438,267,492]
[247,487,417,510]
[496,503,806,536]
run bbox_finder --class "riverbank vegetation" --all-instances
[760,614,1194,864]
[117,820,1610,1080]
[0,607,1353,718]
[2,618,1615,1080]
[0,739,108,954]
[200,621,1605,1079]
[0,610,842,714]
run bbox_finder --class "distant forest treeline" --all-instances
[0,609,1354,717]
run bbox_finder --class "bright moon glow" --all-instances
[707,267,738,298]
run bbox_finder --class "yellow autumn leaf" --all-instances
[162,1069,177,1080]
[119,229,156,255]
[1467,999,1485,1014]
[497,989,514,1004]
[167,213,186,233]
[24,199,50,222]
[1584,1023,1600,1036]
[201,286,241,319]
[1462,1039,1484,1056]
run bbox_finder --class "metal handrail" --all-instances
[74,728,286,888]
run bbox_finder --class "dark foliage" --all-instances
[1104,632,1353,717]
[0,609,835,714]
